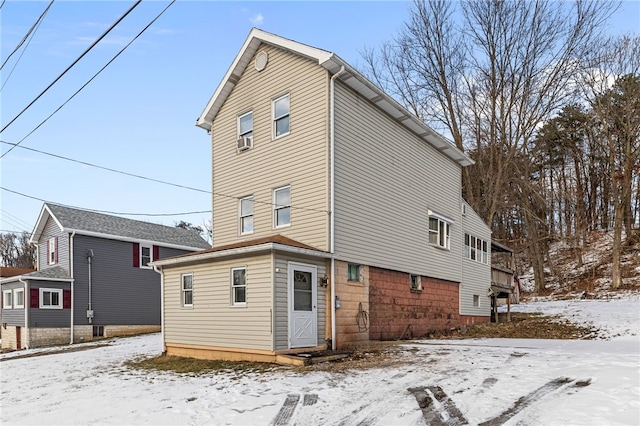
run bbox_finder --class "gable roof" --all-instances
[1,266,71,284]
[30,203,211,251]
[196,28,473,167]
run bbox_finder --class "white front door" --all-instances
[288,262,317,348]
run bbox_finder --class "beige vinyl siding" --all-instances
[333,82,463,283]
[461,202,492,316]
[211,45,329,251]
[163,254,274,351]
[273,253,326,350]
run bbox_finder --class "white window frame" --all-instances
[181,273,193,308]
[272,93,290,139]
[429,212,452,250]
[465,233,489,264]
[48,237,57,265]
[273,185,291,228]
[347,263,361,282]
[40,288,63,309]
[473,294,480,307]
[140,244,152,269]
[410,274,422,291]
[13,288,24,309]
[239,196,254,235]
[238,110,253,138]
[3,290,12,309]
[231,267,247,306]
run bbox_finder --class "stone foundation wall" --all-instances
[29,327,71,348]
[1,325,26,350]
[334,260,370,349]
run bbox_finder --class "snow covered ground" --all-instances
[1,295,639,426]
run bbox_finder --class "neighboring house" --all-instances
[0,203,210,350]
[151,29,493,362]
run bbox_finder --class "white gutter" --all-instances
[330,66,345,350]
[69,231,75,344]
[153,265,165,353]
[18,277,29,349]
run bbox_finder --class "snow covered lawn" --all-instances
[1,295,638,425]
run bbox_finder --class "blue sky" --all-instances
[1,0,639,236]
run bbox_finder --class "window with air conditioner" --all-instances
[237,111,253,151]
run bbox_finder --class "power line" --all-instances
[0,0,142,137]
[0,140,209,194]
[1,0,175,159]
[1,187,210,217]
[0,0,54,72]
[1,1,51,91]
[1,209,33,229]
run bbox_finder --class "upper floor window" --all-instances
[40,288,62,309]
[238,111,253,151]
[48,237,58,265]
[13,288,24,309]
[273,185,291,228]
[465,234,488,264]
[273,94,290,138]
[347,263,361,282]
[181,274,193,307]
[239,196,254,235]
[140,244,152,268]
[231,267,247,305]
[429,214,451,250]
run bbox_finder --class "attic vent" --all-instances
[255,51,268,71]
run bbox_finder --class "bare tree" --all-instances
[364,0,618,291]
[0,232,37,269]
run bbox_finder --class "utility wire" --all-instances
[0,0,142,137]
[1,1,50,91]
[1,209,33,229]
[0,140,209,194]
[0,0,6,10]
[0,140,329,213]
[1,187,210,217]
[0,0,54,71]
[1,0,173,159]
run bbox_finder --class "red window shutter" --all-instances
[133,243,140,267]
[46,240,50,264]
[153,245,160,261]
[54,236,58,263]
[30,288,39,308]
[63,289,71,309]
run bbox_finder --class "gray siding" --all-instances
[273,253,326,350]
[72,235,173,326]
[461,202,492,316]
[38,217,69,273]
[0,281,26,326]
[333,82,463,283]
[29,280,71,328]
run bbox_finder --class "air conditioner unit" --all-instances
[237,136,252,151]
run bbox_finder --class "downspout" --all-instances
[87,249,94,325]
[330,65,345,350]
[153,265,165,353]
[18,277,28,349]
[69,231,75,344]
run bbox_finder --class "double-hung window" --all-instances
[273,185,291,228]
[238,111,253,150]
[181,274,193,307]
[3,290,12,309]
[465,233,488,264]
[140,244,152,268]
[429,214,451,250]
[40,288,62,309]
[13,289,24,309]
[239,196,254,234]
[231,267,246,305]
[273,94,290,138]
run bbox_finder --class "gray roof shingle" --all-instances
[45,203,211,250]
